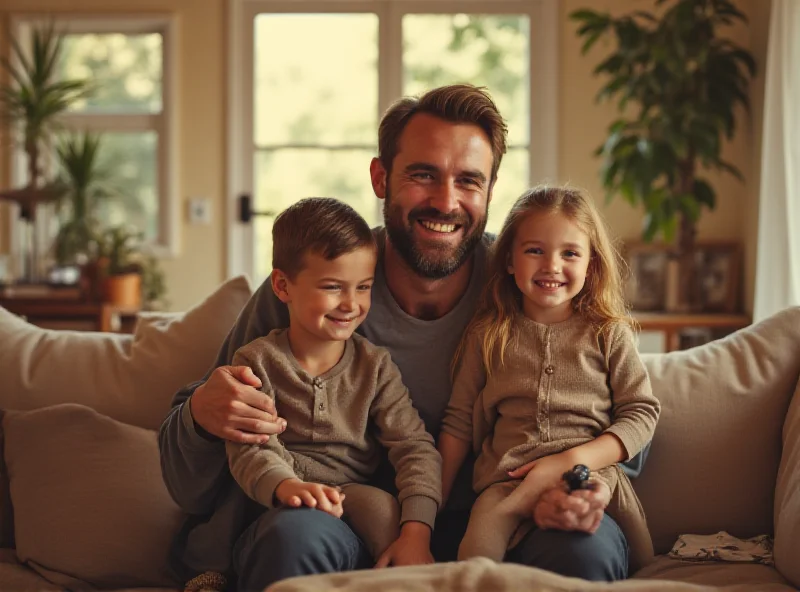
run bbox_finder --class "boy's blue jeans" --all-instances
[232,506,628,592]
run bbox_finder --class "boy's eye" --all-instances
[321,285,341,291]
[357,284,373,292]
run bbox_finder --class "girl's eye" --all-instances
[357,284,373,292]
[564,251,580,258]
[525,247,543,255]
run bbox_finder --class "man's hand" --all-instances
[274,479,344,518]
[189,365,286,444]
[375,522,434,568]
[533,479,611,534]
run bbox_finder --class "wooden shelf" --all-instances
[0,293,139,333]
[634,312,751,352]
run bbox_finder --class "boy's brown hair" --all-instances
[272,197,376,278]
[378,84,508,185]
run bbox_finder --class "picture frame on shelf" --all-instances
[624,242,670,311]
[694,242,741,313]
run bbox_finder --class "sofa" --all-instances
[0,276,798,592]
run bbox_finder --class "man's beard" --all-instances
[382,188,488,280]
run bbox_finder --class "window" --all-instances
[229,0,557,280]
[13,16,177,255]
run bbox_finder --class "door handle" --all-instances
[238,194,274,223]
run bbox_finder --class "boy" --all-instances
[225,197,441,568]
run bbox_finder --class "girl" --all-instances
[438,185,660,573]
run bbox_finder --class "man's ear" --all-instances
[370,157,387,200]
[271,269,292,303]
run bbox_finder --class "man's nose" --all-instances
[429,179,459,215]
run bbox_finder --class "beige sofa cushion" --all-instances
[0,275,252,430]
[3,404,184,589]
[636,307,800,555]
[774,376,800,587]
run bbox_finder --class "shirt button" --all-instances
[545,365,554,375]
[318,403,324,410]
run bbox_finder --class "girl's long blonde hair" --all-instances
[455,184,635,377]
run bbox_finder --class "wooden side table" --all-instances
[0,292,140,333]
[634,312,752,352]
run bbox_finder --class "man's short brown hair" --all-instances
[272,198,376,279]
[378,84,508,184]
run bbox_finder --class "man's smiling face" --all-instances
[376,113,494,279]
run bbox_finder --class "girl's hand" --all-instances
[275,479,344,518]
[533,479,611,533]
[501,453,574,516]
[374,522,434,568]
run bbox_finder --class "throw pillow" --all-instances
[3,404,184,589]
[0,274,252,430]
[774,376,800,587]
[635,306,800,555]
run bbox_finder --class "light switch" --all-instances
[187,197,212,224]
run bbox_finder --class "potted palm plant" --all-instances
[571,0,755,311]
[0,22,93,214]
[0,22,93,280]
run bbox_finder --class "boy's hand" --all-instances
[375,522,434,568]
[275,478,345,518]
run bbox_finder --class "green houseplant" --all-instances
[97,225,145,308]
[571,0,755,310]
[53,131,111,266]
[0,22,93,219]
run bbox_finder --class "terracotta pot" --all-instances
[103,273,142,308]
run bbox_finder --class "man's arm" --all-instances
[158,279,290,514]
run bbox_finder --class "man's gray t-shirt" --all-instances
[360,229,489,436]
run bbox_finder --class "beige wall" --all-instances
[0,0,225,312]
[1,0,771,313]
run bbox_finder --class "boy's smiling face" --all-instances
[273,246,378,344]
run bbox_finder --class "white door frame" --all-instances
[226,0,558,280]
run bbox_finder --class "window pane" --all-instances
[94,132,159,240]
[486,147,528,235]
[254,148,378,279]
[403,14,529,146]
[254,14,378,147]
[59,33,163,113]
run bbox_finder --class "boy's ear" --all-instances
[271,269,292,303]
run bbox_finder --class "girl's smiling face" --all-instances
[507,211,592,324]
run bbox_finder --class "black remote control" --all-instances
[562,464,591,492]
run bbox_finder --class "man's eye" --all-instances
[459,177,479,187]
[411,172,433,180]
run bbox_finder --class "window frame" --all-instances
[227,0,558,279]
[8,14,179,258]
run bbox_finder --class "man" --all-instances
[159,84,630,591]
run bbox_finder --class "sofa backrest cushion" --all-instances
[3,404,185,589]
[635,307,800,555]
[774,376,800,587]
[0,275,252,430]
